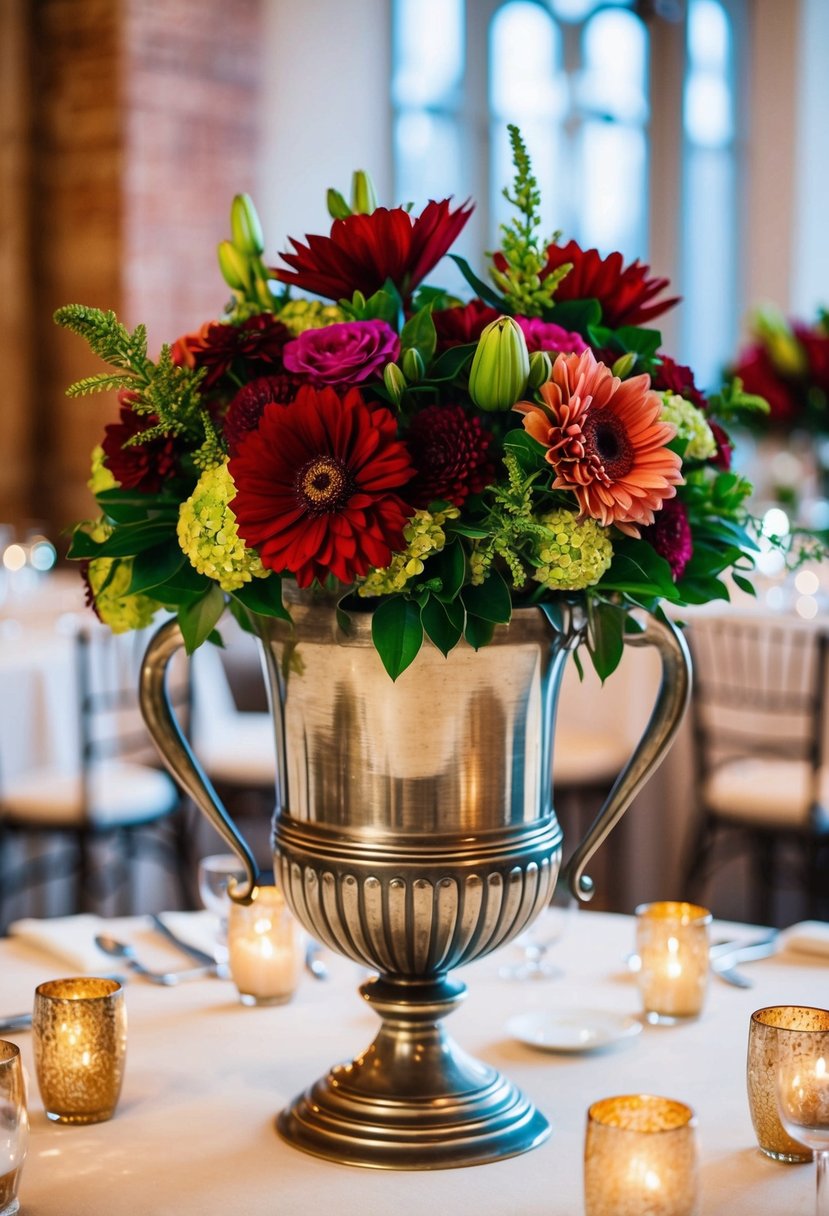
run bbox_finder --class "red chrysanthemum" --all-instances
[406,405,497,508]
[652,354,707,412]
[172,314,290,390]
[102,393,181,492]
[432,299,500,351]
[222,373,301,455]
[273,199,473,303]
[643,498,693,580]
[524,240,679,328]
[228,385,415,587]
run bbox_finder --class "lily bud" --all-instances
[611,352,637,380]
[401,347,425,384]
[351,170,378,215]
[755,309,808,377]
[528,350,553,391]
[217,240,250,293]
[468,316,530,412]
[327,188,352,220]
[383,362,407,405]
[230,194,264,256]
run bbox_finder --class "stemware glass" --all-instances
[0,1040,28,1216]
[197,853,248,966]
[773,1008,829,1216]
[499,888,577,980]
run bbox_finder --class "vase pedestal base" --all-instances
[275,974,551,1170]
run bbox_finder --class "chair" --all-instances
[683,612,829,926]
[0,623,192,924]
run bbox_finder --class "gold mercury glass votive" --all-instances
[0,1040,29,1216]
[227,884,304,1006]
[747,1005,829,1162]
[584,1094,699,1216]
[635,901,711,1024]
[33,978,127,1125]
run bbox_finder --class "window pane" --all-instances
[393,0,464,107]
[688,0,730,70]
[681,150,737,389]
[684,1,733,150]
[395,110,465,206]
[580,9,648,123]
[579,121,647,258]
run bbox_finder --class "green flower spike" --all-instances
[533,509,613,591]
[357,507,461,598]
[177,460,267,592]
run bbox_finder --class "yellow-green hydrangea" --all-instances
[87,554,161,633]
[357,506,460,597]
[177,459,267,592]
[533,509,613,591]
[278,299,345,336]
[87,445,118,495]
[660,393,717,462]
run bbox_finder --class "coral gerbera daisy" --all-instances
[515,349,683,537]
[228,385,415,587]
[273,199,473,303]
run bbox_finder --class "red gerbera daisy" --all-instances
[102,393,181,492]
[273,199,473,303]
[527,240,680,329]
[228,385,415,587]
[407,404,497,508]
[172,314,290,390]
[222,373,300,455]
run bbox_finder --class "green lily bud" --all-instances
[351,170,378,215]
[383,362,407,405]
[401,347,425,383]
[528,350,553,391]
[230,194,264,256]
[755,308,808,377]
[611,352,637,380]
[468,316,530,412]
[217,240,250,293]
[327,188,352,220]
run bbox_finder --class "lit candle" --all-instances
[584,1094,699,1216]
[228,885,303,1006]
[635,901,711,1024]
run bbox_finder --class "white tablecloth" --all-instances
[1,910,825,1214]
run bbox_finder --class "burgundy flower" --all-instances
[643,498,693,580]
[731,343,801,425]
[516,316,587,356]
[509,239,679,328]
[273,199,473,302]
[406,405,497,508]
[228,385,415,587]
[102,393,181,492]
[708,421,733,471]
[432,299,499,351]
[796,324,829,395]
[282,320,399,388]
[223,374,300,455]
[652,355,707,412]
[172,314,290,390]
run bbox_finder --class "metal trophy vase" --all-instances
[139,593,690,1170]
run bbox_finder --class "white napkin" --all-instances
[155,910,221,961]
[778,920,829,960]
[8,914,116,973]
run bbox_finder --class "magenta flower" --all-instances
[516,317,587,356]
[282,320,400,388]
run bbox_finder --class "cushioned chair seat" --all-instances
[553,729,631,787]
[2,760,178,829]
[197,714,275,785]
[703,758,829,829]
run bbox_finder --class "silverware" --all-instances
[711,935,779,989]
[94,935,216,986]
[305,940,329,981]
[149,914,218,968]
[0,1013,33,1033]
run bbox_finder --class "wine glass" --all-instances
[197,853,248,968]
[499,888,577,980]
[773,1008,829,1216]
[0,1039,28,1216]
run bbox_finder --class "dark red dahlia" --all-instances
[406,405,497,508]
[730,343,801,425]
[273,199,473,303]
[643,498,693,580]
[222,373,300,455]
[652,355,707,412]
[432,299,499,351]
[517,240,679,329]
[795,324,829,395]
[102,394,181,492]
[708,421,733,471]
[228,385,415,587]
[172,314,290,390]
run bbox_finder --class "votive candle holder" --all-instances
[747,1005,829,1162]
[33,977,126,1125]
[584,1094,699,1216]
[635,901,711,1024]
[228,884,303,1006]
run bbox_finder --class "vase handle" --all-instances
[561,612,691,904]
[138,617,262,903]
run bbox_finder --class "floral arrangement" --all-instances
[58,127,762,680]
[730,306,829,433]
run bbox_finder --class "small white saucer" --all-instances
[506,1009,642,1054]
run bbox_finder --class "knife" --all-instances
[0,1013,33,1033]
[149,914,219,969]
[710,934,779,988]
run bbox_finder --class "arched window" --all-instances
[392,0,744,386]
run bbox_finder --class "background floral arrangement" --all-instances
[59,127,762,680]
[730,306,829,433]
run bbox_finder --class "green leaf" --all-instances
[177,584,226,655]
[421,594,464,656]
[732,572,756,597]
[614,326,662,360]
[587,600,626,681]
[227,597,258,635]
[66,528,104,559]
[95,487,180,525]
[546,298,602,334]
[464,613,495,650]
[426,538,465,602]
[447,255,510,312]
[231,574,291,621]
[400,307,437,365]
[428,343,476,382]
[371,596,424,680]
[90,520,175,558]
[599,541,678,598]
[127,543,187,594]
[462,569,512,623]
[503,428,547,473]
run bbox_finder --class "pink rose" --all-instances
[283,320,400,387]
[516,316,588,356]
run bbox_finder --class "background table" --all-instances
[1,909,823,1214]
